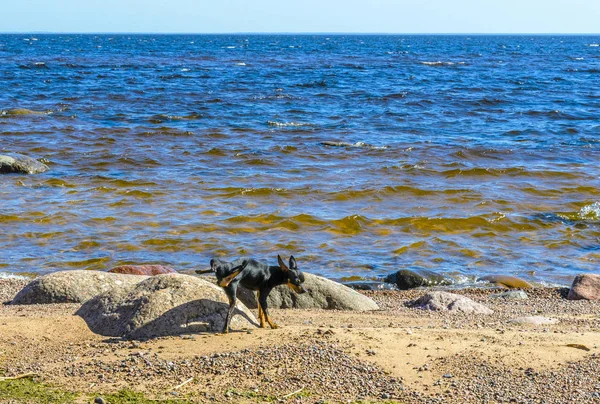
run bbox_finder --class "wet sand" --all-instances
[1,279,599,403]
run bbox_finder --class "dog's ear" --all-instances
[289,255,297,269]
[278,255,290,272]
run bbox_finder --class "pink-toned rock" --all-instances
[108,265,176,276]
[568,274,600,300]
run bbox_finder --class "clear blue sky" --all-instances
[2,0,599,34]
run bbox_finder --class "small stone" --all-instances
[94,397,106,404]
[443,373,453,378]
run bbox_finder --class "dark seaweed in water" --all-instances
[0,34,599,285]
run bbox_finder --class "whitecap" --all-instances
[181,68,190,72]
[267,121,312,127]
[589,44,600,47]
[226,46,236,49]
[420,61,455,66]
[235,62,246,66]
[579,202,600,219]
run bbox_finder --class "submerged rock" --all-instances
[1,108,48,116]
[77,274,256,339]
[0,154,49,174]
[408,291,493,314]
[108,265,176,276]
[478,275,533,289]
[568,274,600,300]
[384,269,452,290]
[11,270,147,304]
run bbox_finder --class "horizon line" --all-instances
[2,31,600,36]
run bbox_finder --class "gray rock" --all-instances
[262,273,379,310]
[198,272,379,311]
[11,270,147,305]
[568,274,600,300]
[490,290,528,300]
[408,291,493,314]
[384,269,452,290]
[0,154,49,174]
[76,274,256,339]
[509,316,559,325]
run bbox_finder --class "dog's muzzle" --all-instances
[288,282,307,294]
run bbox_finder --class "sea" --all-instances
[1,34,599,286]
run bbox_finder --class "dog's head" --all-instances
[278,254,306,294]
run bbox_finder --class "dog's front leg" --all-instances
[258,288,278,329]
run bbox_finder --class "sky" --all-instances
[1,0,599,34]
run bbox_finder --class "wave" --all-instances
[267,121,314,127]
[217,212,536,236]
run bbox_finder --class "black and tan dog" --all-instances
[197,255,306,333]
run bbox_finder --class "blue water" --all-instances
[1,34,600,285]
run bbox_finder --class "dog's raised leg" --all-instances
[219,270,242,287]
[258,287,278,329]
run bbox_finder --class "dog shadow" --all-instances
[77,298,259,340]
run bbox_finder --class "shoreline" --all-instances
[1,278,599,403]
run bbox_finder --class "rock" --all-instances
[262,273,379,310]
[108,265,176,276]
[384,269,452,290]
[11,270,147,305]
[0,154,49,174]
[567,274,600,300]
[509,316,559,325]
[490,290,528,300]
[199,273,379,311]
[76,274,256,339]
[408,291,493,314]
[2,108,48,116]
[478,275,533,289]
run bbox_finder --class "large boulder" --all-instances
[76,274,256,339]
[108,265,176,276]
[384,269,452,290]
[0,154,48,174]
[568,274,600,300]
[11,270,147,305]
[196,272,379,311]
[240,273,379,311]
[408,291,493,314]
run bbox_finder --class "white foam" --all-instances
[421,61,456,66]
[235,62,246,66]
[579,202,600,219]
[589,44,600,47]
[180,68,190,72]
[0,272,27,280]
[267,121,311,127]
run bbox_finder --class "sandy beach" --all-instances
[1,278,599,403]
